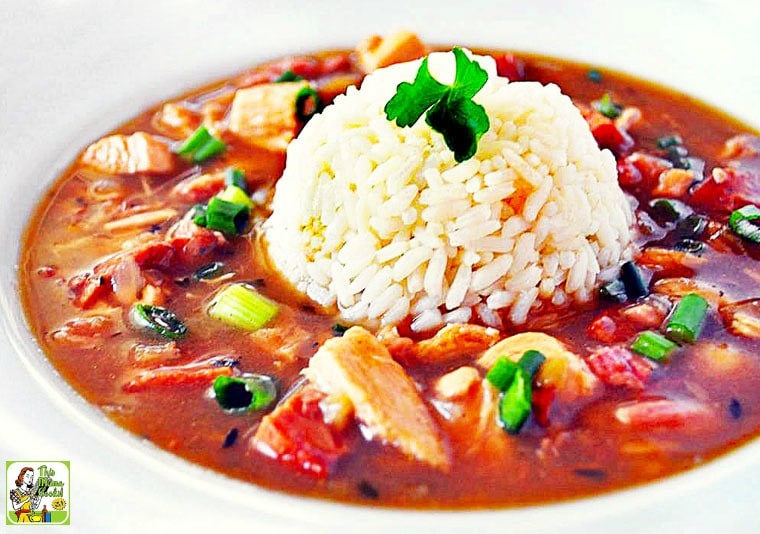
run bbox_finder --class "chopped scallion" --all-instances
[295,86,321,122]
[600,278,628,303]
[224,168,247,192]
[176,126,213,156]
[190,203,208,227]
[665,293,708,344]
[620,261,648,300]
[594,93,622,119]
[498,368,533,434]
[205,196,249,235]
[649,198,692,222]
[192,136,226,163]
[193,261,226,280]
[729,205,760,244]
[519,350,546,378]
[486,357,519,392]
[175,126,226,163]
[631,330,677,361]
[656,135,682,149]
[276,70,304,83]
[208,283,279,331]
[331,323,349,336]
[213,374,278,411]
[130,303,188,340]
[216,185,254,209]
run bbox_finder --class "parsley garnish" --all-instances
[384,47,490,163]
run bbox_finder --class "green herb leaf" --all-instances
[384,57,448,127]
[384,48,490,162]
[451,47,489,98]
[594,93,622,119]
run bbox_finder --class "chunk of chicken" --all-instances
[431,367,511,460]
[356,30,428,73]
[228,80,310,151]
[477,332,599,400]
[303,326,448,470]
[82,132,175,175]
[380,323,500,366]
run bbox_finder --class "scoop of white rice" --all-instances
[263,50,634,329]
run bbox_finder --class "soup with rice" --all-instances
[19,31,760,507]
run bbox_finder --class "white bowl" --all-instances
[3,1,759,531]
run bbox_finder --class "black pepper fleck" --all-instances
[222,427,239,448]
[358,480,379,499]
[729,398,743,420]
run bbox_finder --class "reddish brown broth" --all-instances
[19,46,760,509]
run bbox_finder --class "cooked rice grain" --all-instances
[264,50,634,328]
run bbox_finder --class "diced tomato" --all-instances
[68,271,109,308]
[587,314,636,343]
[252,387,349,479]
[690,166,760,213]
[122,356,236,392]
[319,54,353,76]
[615,397,714,429]
[132,241,175,269]
[621,152,672,189]
[591,121,634,156]
[493,53,526,81]
[586,345,655,391]
[532,386,556,427]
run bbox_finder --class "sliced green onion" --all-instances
[665,293,708,344]
[216,185,253,209]
[176,126,213,156]
[224,168,247,192]
[631,330,677,361]
[594,93,622,119]
[674,213,708,239]
[674,239,705,255]
[656,135,682,149]
[209,283,279,331]
[130,303,188,340]
[486,357,519,392]
[205,196,249,235]
[213,374,278,411]
[190,203,208,227]
[498,368,533,434]
[519,350,546,378]
[729,205,760,244]
[295,86,321,122]
[650,198,692,222]
[331,323,349,336]
[587,69,602,83]
[620,261,648,299]
[176,126,227,163]
[275,70,304,83]
[600,278,628,303]
[193,261,226,280]
[192,136,226,163]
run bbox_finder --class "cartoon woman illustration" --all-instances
[9,467,42,523]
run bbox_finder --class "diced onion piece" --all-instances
[209,284,279,331]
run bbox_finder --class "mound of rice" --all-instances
[263,50,634,330]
